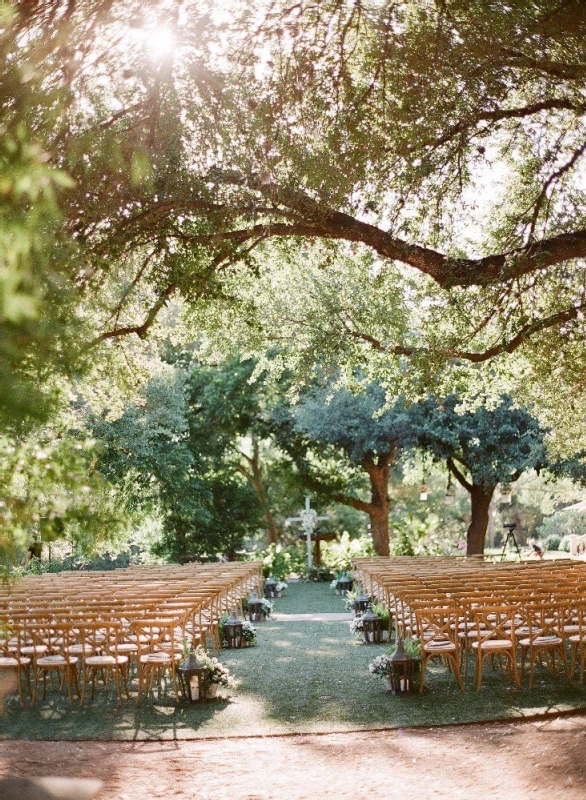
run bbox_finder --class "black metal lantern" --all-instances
[387,636,416,694]
[178,647,209,703]
[247,591,266,622]
[353,587,370,615]
[224,609,244,649]
[362,603,383,644]
[336,573,353,595]
[264,575,278,599]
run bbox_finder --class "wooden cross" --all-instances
[286,496,328,571]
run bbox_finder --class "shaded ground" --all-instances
[3,581,586,798]
[2,582,586,740]
[2,714,586,799]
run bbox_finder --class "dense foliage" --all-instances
[4,1,586,565]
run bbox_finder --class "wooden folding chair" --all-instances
[415,607,463,693]
[29,621,79,704]
[77,621,130,705]
[0,623,31,706]
[519,601,571,688]
[471,606,520,691]
[131,619,181,705]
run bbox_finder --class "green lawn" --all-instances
[1,581,585,740]
[272,579,349,614]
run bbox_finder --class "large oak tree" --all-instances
[7,0,586,377]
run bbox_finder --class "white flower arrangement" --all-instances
[194,647,234,686]
[276,580,288,592]
[261,597,274,616]
[330,578,338,590]
[368,654,392,677]
[241,620,257,644]
[349,614,364,635]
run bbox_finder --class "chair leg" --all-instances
[450,653,464,691]
[15,668,24,708]
[529,650,537,689]
[561,646,571,684]
[475,651,484,691]
[419,655,427,693]
[66,668,74,704]
[80,668,87,706]
[122,664,131,699]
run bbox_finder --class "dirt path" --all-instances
[2,712,586,799]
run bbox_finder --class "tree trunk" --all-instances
[467,485,496,555]
[238,438,280,545]
[366,465,391,557]
[335,453,395,557]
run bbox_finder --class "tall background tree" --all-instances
[412,395,549,554]
[293,382,416,556]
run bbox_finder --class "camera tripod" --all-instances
[500,523,522,560]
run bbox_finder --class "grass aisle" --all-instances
[2,582,586,740]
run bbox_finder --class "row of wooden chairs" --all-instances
[0,562,262,706]
[352,556,586,692]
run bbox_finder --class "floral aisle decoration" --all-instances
[195,647,234,696]
[344,587,371,614]
[368,639,422,690]
[276,580,288,596]
[218,614,257,648]
[261,597,274,617]
[349,603,390,640]
[349,615,364,636]
[180,643,235,697]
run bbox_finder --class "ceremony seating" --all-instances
[0,561,262,706]
[352,556,586,692]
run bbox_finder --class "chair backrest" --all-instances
[521,601,569,643]
[77,620,123,660]
[414,607,460,645]
[473,606,517,645]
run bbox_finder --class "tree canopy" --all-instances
[412,394,549,553]
[6,0,586,393]
[5,0,586,564]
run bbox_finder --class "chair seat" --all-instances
[85,655,128,666]
[140,652,172,663]
[519,635,562,647]
[424,640,456,652]
[112,643,138,653]
[569,634,586,644]
[37,655,78,666]
[20,645,48,655]
[0,656,30,667]
[471,638,513,650]
[68,644,94,655]
[459,630,480,639]
[563,625,580,634]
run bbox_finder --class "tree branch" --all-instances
[89,283,177,346]
[211,170,586,288]
[501,50,586,81]
[344,302,586,363]
[432,98,586,150]
[447,458,473,493]
[335,493,375,514]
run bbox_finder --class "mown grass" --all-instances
[1,582,585,740]
[272,580,348,614]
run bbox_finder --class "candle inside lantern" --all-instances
[189,676,200,701]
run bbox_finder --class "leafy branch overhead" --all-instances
[5,0,586,376]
